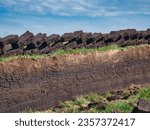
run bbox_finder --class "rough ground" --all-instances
[0,29,150,56]
[43,85,150,113]
[0,45,150,112]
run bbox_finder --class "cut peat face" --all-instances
[0,45,150,112]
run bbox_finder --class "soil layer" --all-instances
[0,45,150,112]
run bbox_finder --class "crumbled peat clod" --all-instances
[106,85,141,101]
[88,101,107,110]
[132,99,150,113]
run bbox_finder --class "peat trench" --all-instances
[0,46,150,112]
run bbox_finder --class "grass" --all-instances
[49,44,149,55]
[29,85,150,113]
[138,87,150,100]
[52,44,121,55]
[103,101,134,113]
[84,93,103,102]
[0,54,48,62]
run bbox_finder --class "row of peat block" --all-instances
[0,29,150,56]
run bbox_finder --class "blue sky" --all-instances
[0,0,150,37]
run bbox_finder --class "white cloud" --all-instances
[0,0,150,38]
[0,0,149,17]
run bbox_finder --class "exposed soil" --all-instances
[1,45,150,112]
